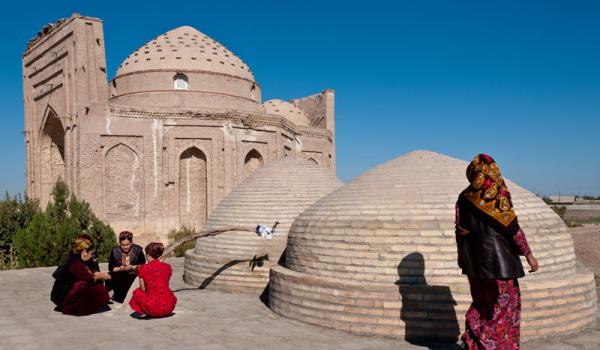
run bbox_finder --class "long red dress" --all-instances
[462,229,531,349]
[61,259,110,316]
[129,259,177,317]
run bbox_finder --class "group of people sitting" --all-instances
[50,231,177,318]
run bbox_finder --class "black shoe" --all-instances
[130,311,147,319]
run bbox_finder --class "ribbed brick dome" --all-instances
[269,150,596,341]
[184,157,342,293]
[285,150,575,284]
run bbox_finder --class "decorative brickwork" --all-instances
[23,14,336,244]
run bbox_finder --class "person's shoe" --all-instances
[130,311,146,319]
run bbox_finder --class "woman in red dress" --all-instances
[129,242,177,318]
[51,234,112,316]
[455,154,539,349]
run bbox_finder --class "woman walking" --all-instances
[455,154,539,349]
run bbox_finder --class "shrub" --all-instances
[167,226,196,257]
[12,180,116,268]
[0,192,39,268]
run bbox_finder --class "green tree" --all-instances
[0,192,39,267]
[12,180,116,268]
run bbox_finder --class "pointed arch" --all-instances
[179,147,208,230]
[104,143,141,221]
[244,149,263,178]
[39,105,66,205]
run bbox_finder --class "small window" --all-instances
[173,74,189,90]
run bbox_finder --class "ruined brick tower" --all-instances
[23,14,335,243]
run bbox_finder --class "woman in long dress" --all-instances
[51,234,112,316]
[106,231,145,303]
[129,242,177,318]
[455,154,539,349]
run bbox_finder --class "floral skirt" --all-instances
[463,278,521,350]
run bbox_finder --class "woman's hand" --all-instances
[94,271,111,281]
[526,254,539,273]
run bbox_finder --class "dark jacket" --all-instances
[456,195,525,279]
[50,254,100,306]
[108,244,145,273]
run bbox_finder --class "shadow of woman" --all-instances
[397,252,461,349]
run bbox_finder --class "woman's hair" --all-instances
[119,230,134,242]
[72,234,94,254]
[145,242,164,259]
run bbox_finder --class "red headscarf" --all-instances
[461,154,517,228]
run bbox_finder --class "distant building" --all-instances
[22,14,335,242]
[548,195,576,205]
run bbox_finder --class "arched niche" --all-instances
[243,149,263,178]
[40,108,65,205]
[104,143,141,222]
[179,147,208,230]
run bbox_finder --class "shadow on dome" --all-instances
[397,252,461,349]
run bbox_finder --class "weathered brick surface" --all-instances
[183,157,342,292]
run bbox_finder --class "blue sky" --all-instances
[1,1,599,195]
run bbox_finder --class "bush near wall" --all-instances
[0,193,39,269]
[12,180,116,268]
[167,226,196,257]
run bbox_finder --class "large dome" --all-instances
[184,157,342,293]
[269,150,596,341]
[115,26,255,81]
[285,150,574,283]
[111,26,263,112]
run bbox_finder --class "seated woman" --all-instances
[129,242,177,318]
[106,231,145,303]
[50,234,112,316]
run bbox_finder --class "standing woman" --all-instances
[455,154,539,349]
[51,234,112,316]
[129,242,177,318]
[106,231,145,303]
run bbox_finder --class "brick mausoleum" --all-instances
[22,14,335,243]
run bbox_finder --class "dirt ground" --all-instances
[571,224,600,286]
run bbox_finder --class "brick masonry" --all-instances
[22,14,336,244]
[268,150,597,340]
[184,157,342,293]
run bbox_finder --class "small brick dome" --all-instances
[184,156,342,293]
[263,99,311,127]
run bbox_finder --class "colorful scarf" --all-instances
[462,154,517,228]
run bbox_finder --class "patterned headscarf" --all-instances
[72,234,93,254]
[462,154,517,227]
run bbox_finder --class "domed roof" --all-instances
[184,157,342,292]
[263,99,311,126]
[115,26,255,81]
[285,150,575,284]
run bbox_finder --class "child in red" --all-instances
[129,242,177,318]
